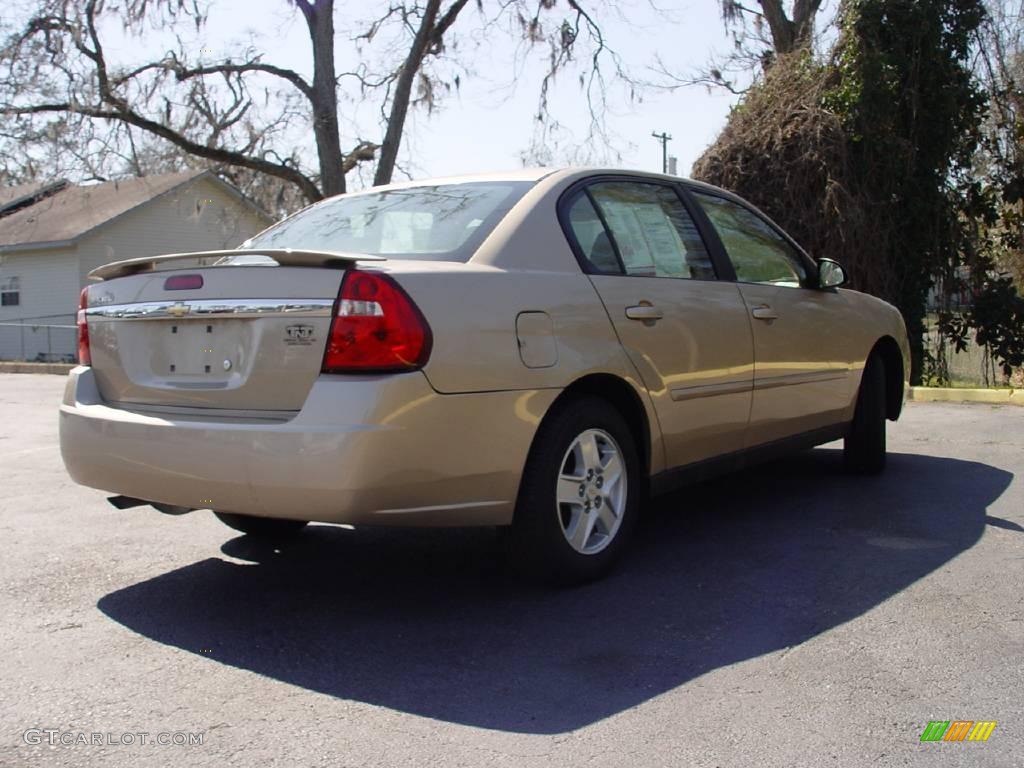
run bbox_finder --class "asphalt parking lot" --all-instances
[1,373,1022,767]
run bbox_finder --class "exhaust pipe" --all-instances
[107,495,148,510]
[107,496,196,515]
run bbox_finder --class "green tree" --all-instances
[695,0,1005,384]
[825,0,988,383]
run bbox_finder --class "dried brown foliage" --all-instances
[692,54,897,303]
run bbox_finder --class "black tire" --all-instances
[213,511,308,538]
[504,396,641,586]
[844,355,887,474]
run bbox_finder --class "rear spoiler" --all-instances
[88,248,386,281]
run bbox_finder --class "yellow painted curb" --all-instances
[908,387,1022,405]
[0,362,74,375]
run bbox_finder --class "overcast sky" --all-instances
[98,0,747,185]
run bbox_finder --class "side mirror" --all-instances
[817,258,847,289]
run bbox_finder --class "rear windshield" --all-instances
[242,181,533,261]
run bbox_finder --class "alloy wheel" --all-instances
[555,428,628,555]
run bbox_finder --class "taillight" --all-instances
[77,286,91,366]
[321,271,432,373]
[164,274,204,290]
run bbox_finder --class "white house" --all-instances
[0,170,273,361]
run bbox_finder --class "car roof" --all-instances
[539,167,734,196]
[360,167,732,197]
[364,167,559,192]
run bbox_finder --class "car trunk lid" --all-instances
[84,251,382,411]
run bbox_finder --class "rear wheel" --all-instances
[213,512,308,538]
[844,355,887,474]
[505,396,641,585]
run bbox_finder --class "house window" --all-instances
[0,276,18,307]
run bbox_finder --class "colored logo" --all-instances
[920,720,997,742]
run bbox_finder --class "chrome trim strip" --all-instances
[670,380,753,401]
[752,370,849,390]
[85,299,335,320]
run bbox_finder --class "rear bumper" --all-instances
[59,367,558,526]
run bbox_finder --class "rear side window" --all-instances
[244,182,533,261]
[565,194,621,273]
[692,192,807,286]
[586,182,715,279]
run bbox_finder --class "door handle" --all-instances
[625,305,664,322]
[751,305,778,321]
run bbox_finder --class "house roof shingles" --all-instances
[0,170,208,248]
[0,181,50,209]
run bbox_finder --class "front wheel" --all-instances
[213,511,308,539]
[844,355,887,474]
[505,396,641,585]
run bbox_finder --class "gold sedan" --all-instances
[59,168,910,584]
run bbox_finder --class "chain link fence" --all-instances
[0,313,79,363]
[924,314,1024,388]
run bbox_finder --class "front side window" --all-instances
[692,192,807,287]
[0,276,19,307]
[586,182,715,279]
[242,182,532,262]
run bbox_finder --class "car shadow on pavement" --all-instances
[97,449,1012,734]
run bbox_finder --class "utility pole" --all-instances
[652,131,672,174]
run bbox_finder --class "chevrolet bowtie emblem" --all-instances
[167,302,191,318]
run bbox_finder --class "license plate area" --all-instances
[151,320,239,379]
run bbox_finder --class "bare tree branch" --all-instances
[169,59,314,100]
[430,0,473,49]
[4,101,322,201]
[342,140,380,173]
[374,0,443,185]
[2,0,641,207]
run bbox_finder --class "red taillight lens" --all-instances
[77,286,91,366]
[321,271,432,373]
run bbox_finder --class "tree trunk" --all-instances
[759,0,822,54]
[374,0,442,186]
[300,0,345,196]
